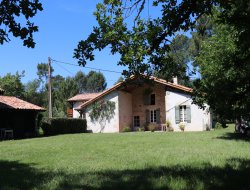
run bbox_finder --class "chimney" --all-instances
[173,77,178,84]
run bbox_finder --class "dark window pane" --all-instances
[150,94,155,105]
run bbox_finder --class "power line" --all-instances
[53,61,75,75]
[51,59,123,74]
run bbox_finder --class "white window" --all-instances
[175,105,191,124]
[150,110,157,123]
[179,105,187,122]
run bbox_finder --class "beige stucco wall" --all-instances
[165,90,211,131]
[118,91,133,132]
[85,91,119,133]
[131,84,166,127]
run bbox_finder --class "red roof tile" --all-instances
[67,93,101,102]
[0,96,45,111]
[75,75,193,110]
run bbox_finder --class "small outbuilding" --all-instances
[0,96,45,138]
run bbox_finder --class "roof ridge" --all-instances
[75,75,192,110]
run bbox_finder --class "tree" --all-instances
[189,15,214,60]
[85,71,107,92]
[24,79,45,106]
[74,0,249,81]
[0,71,25,97]
[154,34,192,86]
[192,22,250,122]
[74,71,87,93]
[37,63,54,84]
[114,76,124,85]
[0,0,43,48]
[53,76,78,117]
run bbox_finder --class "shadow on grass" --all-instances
[0,158,250,190]
[217,132,250,141]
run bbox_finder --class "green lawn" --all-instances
[0,125,249,190]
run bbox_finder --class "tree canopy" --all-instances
[0,71,25,98]
[0,0,43,48]
[0,65,108,117]
[74,0,249,79]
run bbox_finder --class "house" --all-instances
[67,93,101,118]
[69,76,212,133]
[0,95,45,138]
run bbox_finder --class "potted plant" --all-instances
[179,122,186,132]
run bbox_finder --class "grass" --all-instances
[0,125,250,190]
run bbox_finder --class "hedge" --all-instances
[41,118,87,136]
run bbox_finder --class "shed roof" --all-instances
[0,96,45,111]
[67,93,101,102]
[75,75,193,110]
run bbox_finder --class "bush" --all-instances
[122,126,131,132]
[179,122,185,131]
[166,120,171,128]
[41,118,87,136]
[168,126,174,132]
[215,122,223,129]
[138,126,145,132]
[148,124,157,132]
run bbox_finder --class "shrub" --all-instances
[148,124,157,132]
[122,126,131,132]
[166,120,171,128]
[41,118,87,136]
[138,126,145,132]
[215,122,223,129]
[168,126,174,132]
[179,122,185,131]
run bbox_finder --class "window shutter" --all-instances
[146,109,150,124]
[156,108,160,124]
[186,105,191,123]
[175,106,180,124]
[144,94,150,105]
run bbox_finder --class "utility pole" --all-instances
[48,57,52,118]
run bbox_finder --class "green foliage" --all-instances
[137,126,145,132]
[74,0,249,80]
[122,126,131,132]
[85,71,107,92]
[114,76,124,85]
[192,20,250,120]
[75,71,87,93]
[166,120,171,128]
[179,122,185,131]
[155,34,192,84]
[89,100,116,122]
[74,1,250,123]
[24,79,44,106]
[215,122,223,129]
[37,63,54,83]
[0,0,43,48]
[41,118,87,136]
[0,71,25,97]
[147,124,157,132]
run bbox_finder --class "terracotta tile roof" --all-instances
[0,96,45,111]
[67,93,101,102]
[75,75,193,110]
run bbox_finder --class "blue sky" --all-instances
[0,0,193,88]
[0,0,125,87]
